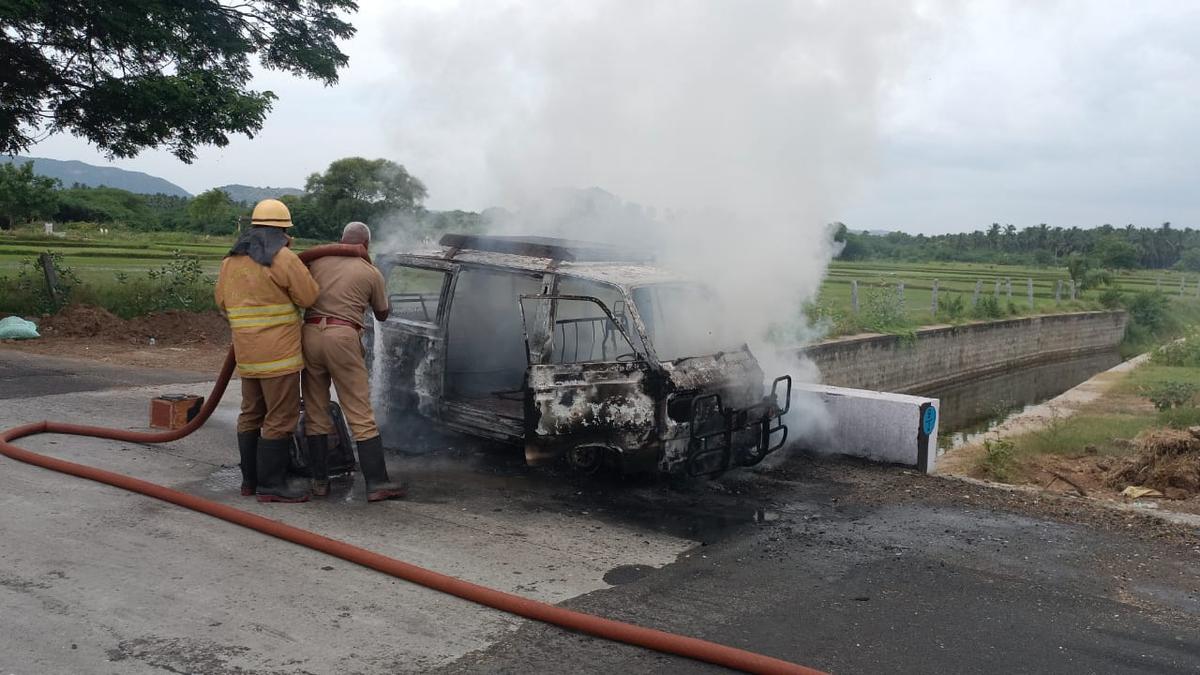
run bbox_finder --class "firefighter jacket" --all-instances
[214,247,320,378]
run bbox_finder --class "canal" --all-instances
[926,350,1123,452]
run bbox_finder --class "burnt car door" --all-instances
[518,293,659,470]
[367,255,457,447]
[439,267,551,443]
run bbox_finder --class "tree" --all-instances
[187,189,243,234]
[1066,252,1112,293]
[54,185,154,229]
[1093,237,1139,269]
[300,157,428,239]
[1175,248,1200,272]
[0,161,60,229]
[1,1,357,162]
[986,222,1001,249]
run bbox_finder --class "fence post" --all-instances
[972,280,981,307]
[1069,279,1077,300]
[1006,277,1012,303]
[1157,276,1162,292]
[993,279,1000,298]
[850,279,859,314]
[897,282,905,310]
[1180,276,1186,296]
[1055,279,1062,304]
[931,279,939,316]
[1027,278,1034,309]
[38,252,61,307]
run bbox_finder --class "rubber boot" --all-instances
[256,437,310,503]
[356,436,405,502]
[306,434,330,497]
[237,431,259,496]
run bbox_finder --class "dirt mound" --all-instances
[1104,428,1200,497]
[38,305,230,346]
[128,310,230,345]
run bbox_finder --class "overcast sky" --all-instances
[25,0,1200,235]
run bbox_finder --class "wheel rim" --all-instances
[566,445,605,475]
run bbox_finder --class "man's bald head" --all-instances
[341,221,371,246]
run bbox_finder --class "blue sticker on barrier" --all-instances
[922,406,937,436]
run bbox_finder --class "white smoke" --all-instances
[371,1,946,446]
[380,0,938,329]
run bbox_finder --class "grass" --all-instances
[1117,364,1200,395]
[981,438,1017,481]
[6,223,1200,333]
[1010,413,1155,457]
[975,339,1200,481]
[0,225,335,316]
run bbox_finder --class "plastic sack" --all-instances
[0,316,40,340]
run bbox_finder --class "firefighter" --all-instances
[214,198,319,503]
[301,221,405,502]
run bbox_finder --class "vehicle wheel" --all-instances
[565,445,610,476]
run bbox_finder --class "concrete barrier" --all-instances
[794,384,939,473]
[801,310,1127,394]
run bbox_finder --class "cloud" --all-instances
[23,0,1200,236]
[844,0,1200,232]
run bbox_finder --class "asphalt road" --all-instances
[1,348,1197,674]
[0,349,211,399]
[439,464,1200,674]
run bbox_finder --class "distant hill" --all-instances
[216,184,305,204]
[0,155,190,197]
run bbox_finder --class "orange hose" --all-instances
[0,247,825,675]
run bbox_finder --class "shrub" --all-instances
[972,294,1005,320]
[2,251,82,314]
[1142,381,1198,411]
[1150,336,1200,368]
[1126,291,1170,333]
[1157,406,1200,430]
[1098,286,1124,309]
[938,293,965,321]
[860,281,911,333]
[76,250,215,318]
[981,438,1016,481]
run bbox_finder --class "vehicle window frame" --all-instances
[520,294,647,366]
[627,280,737,362]
[552,276,657,362]
[378,255,455,329]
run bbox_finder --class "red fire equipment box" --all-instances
[150,394,204,430]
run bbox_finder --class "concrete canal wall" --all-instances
[801,310,1128,394]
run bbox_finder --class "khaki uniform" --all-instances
[302,257,389,440]
[214,247,320,439]
[238,372,302,439]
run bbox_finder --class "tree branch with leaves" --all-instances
[0,0,358,162]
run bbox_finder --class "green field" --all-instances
[819,260,1200,325]
[5,228,1200,333]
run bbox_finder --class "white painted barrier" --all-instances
[794,384,939,473]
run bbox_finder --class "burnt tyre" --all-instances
[565,444,615,477]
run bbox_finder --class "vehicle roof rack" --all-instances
[438,233,654,263]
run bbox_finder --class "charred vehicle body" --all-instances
[366,234,791,476]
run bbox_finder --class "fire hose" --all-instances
[0,244,825,675]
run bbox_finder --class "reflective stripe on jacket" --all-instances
[214,247,320,378]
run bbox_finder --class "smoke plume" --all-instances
[383,0,935,326]
[373,1,944,444]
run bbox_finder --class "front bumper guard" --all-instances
[683,375,791,477]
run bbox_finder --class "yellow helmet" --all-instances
[250,198,293,228]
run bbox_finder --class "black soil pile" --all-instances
[38,305,230,345]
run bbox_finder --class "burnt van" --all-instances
[366,234,790,476]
